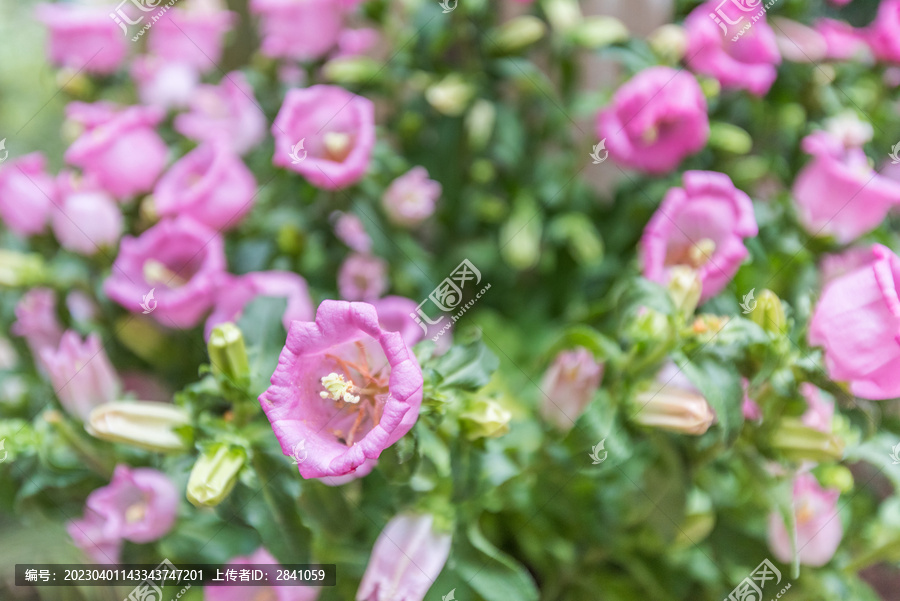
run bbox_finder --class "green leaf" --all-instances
[238,297,289,397]
[432,339,500,391]
[453,522,539,601]
[674,352,744,445]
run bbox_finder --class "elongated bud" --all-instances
[0,250,47,287]
[208,322,250,385]
[492,16,546,53]
[187,443,246,507]
[667,266,702,317]
[460,398,512,440]
[648,24,687,63]
[541,0,581,32]
[768,418,844,463]
[749,289,786,335]
[425,75,474,117]
[571,16,629,49]
[709,122,753,154]
[323,57,382,84]
[86,402,192,452]
[632,365,716,435]
[465,99,496,151]
[626,307,671,343]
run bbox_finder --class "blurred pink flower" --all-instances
[792,131,900,243]
[815,18,870,61]
[357,513,451,601]
[64,103,168,199]
[121,371,172,403]
[382,167,442,227]
[149,4,236,73]
[131,56,199,110]
[800,383,833,433]
[370,296,426,348]
[258,300,424,482]
[640,170,757,302]
[684,1,781,96]
[67,290,98,324]
[768,473,842,566]
[272,85,375,189]
[771,17,827,63]
[596,66,709,175]
[154,143,257,231]
[809,244,900,400]
[41,331,120,421]
[174,72,267,156]
[104,217,226,329]
[11,288,63,364]
[35,3,127,75]
[204,547,320,601]
[868,0,900,63]
[338,253,388,301]
[68,465,178,563]
[333,212,372,253]
[334,27,380,58]
[539,347,603,431]
[204,271,315,340]
[250,0,344,61]
[820,245,875,286]
[52,172,123,256]
[0,152,55,236]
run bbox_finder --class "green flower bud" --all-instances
[541,0,581,32]
[493,16,547,53]
[709,122,753,154]
[323,57,382,84]
[501,199,542,271]
[749,289,786,335]
[86,402,192,452]
[0,250,47,287]
[187,444,246,507]
[667,266,702,317]
[460,398,512,440]
[426,75,475,117]
[208,322,250,385]
[768,418,844,463]
[814,464,854,494]
[465,99,496,151]
[648,24,687,63]
[571,16,629,49]
[633,383,716,436]
[627,308,671,344]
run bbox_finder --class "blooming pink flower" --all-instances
[334,27,380,58]
[149,4,236,73]
[52,172,123,255]
[41,331,120,421]
[792,131,900,243]
[64,103,168,199]
[204,271,315,340]
[684,1,781,96]
[800,383,833,433]
[382,167,442,227]
[772,17,827,63]
[0,152,55,236]
[338,254,388,302]
[357,513,451,601]
[815,18,870,61]
[35,3,127,75]
[154,143,257,231]
[204,547,320,601]
[104,217,226,329]
[258,300,424,482]
[820,245,875,286]
[67,290,98,324]
[131,56,199,110]
[768,473,842,566]
[333,212,372,253]
[250,0,344,61]
[539,347,603,431]
[640,171,757,302]
[68,465,178,563]
[272,85,376,189]
[868,0,900,63]
[596,66,709,175]
[11,288,63,364]
[174,72,267,156]
[809,244,900,400]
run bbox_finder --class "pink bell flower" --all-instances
[52,172,123,256]
[0,152,56,236]
[768,473,842,567]
[381,167,442,227]
[539,347,603,431]
[41,331,121,421]
[35,3,127,75]
[338,253,388,302]
[250,0,344,62]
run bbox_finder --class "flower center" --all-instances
[797,500,815,525]
[253,589,278,601]
[125,501,147,524]
[320,341,390,447]
[323,132,353,162]
[143,259,188,288]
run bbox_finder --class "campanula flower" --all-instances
[41,331,120,421]
[250,0,345,61]
[35,3,127,75]
[768,473,842,566]
[131,56,199,110]
[382,167,442,227]
[52,172,123,255]
[632,362,716,435]
[539,347,603,431]
[149,2,236,73]
[204,547,320,601]
[0,153,55,236]
[11,288,63,367]
[338,254,388,302]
